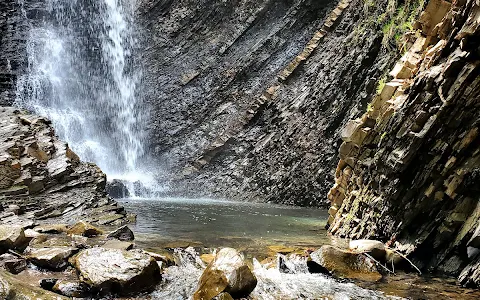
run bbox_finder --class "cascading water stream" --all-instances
[14,0,151,196]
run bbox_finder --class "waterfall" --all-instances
[14,0,150,195]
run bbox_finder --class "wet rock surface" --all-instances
[73,247,161,295]
[327,0,480,287]
[137,0,399,206]
[106,179,130,199]
[0,107,130,227]
[309,245,382,281]
[194,248,257,300]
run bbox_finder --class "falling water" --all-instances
[14,0,148,194]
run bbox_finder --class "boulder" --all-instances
[102,240,134,250]
[67,221,103,237]
[194,248,257,300]
[0,225,30,253]
[107,225,135,241]
[73,247,161,295]
[53,280,90,298]
[349,240,386,261]
[33,224,69,234]
[0,271,68,299]
[27,247,78,270]
[105,180,130,198]
[1,256,27,274]
[309,245,382,281]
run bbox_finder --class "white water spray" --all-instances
[15,0,150,196]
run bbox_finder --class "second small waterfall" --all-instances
[15,0,149,195]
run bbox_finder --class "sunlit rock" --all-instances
[0,225,30,253]
[27,247,78,270]
[107,225,134,241]
[52,280,91,298]
[349,240,386,261]
[73,248,161,295]
[309,245,382,281]
[67,221,103,237]
[0,270,68,299]
[194,248,257,300]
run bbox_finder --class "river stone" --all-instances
[194,248,257,300]
[67,221,103,237]
[2,257,27,275]
[73,247,161,295]
[0,270,68,299]
[349,240,386,261]
[106,180,130,198]
[0,225,30,253]
[309,245,382,282]
[33,224,69,234]
[53,280,91,298]
[27,247,78,270]
[103,240,134,250]
[107,225,134,241]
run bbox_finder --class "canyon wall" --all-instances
[327,0,480,287]
[139,0,404,206]
[0,106,131,227]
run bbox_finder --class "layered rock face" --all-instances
[0,107,130,227]
[139,0,400,206]
[327,0,480,286]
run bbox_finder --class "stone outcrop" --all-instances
[137,0,403,206]
[327,0,480,287]
[309,245,382,281]
[194,248,257,300]
[73,247,161,295]
[0,107,130,227]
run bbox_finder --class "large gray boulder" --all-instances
[194,248,257,300]
[309,245,382,282]
[27,247,78,270]
[72,247,160,295]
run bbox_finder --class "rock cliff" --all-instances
[0,107,130,227]
[326,0,480,287]
[139,0,409,206]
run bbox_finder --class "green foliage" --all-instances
[381,0,426,50]
[376,76,387,95]
[353,0,426,52]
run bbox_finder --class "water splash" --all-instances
[14,0,149,195]
[151,248,401,300]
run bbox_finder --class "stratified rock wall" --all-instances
[140,0,401,206]
[327,0,480,286]
[0,107,130,227]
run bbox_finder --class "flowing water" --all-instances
[14,0,150,194]
[121,198,480,300]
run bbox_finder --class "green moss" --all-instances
[381,0,426,50]
[376,76,387,95]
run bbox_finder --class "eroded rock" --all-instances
[309,245,382,281]
[67,221,103,237]
[0,225,30,253]
[73,247,161,295]
[194,248,257,300]
[107,225,134,241]
[27,247,77,270]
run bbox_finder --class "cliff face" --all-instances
[139,0,401,206]
[0,107,130,227]
[327,0,480,287]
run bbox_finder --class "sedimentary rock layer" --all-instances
[139,0,400,205]
[327,0,480,286]
[0,107,130,227]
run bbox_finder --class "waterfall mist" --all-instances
[14,0,155,195]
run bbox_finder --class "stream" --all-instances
[119,198,480,300]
